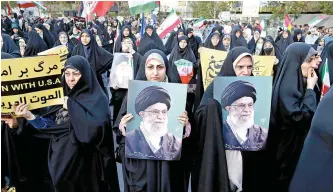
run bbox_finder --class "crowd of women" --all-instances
[1,13,333,192]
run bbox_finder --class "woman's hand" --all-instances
[178,111,191,138]
[120,114,134,136]
[3,117,18,129]
[14,103,35,120]
[63,96,68,109]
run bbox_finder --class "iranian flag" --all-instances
[321,59,331,98]
[17,1,47,10]
[81,1,114,21]
[128,0,159,16]
[193,17,205,29]
[157,9,181,39]
[308,15,329,27]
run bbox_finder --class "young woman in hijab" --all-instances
[243,28,256,53]
[35,23,56,49]
[289,87,333,192]
[114,49,191,192]
[293,29,305,43]
[186,28,201,60]
[24,30,48,57]
[104,26,115,54]
[222,34,232,52]
[253,37,265,56]
[110,37,142,124]
[53,31,74,57]
[313,37,325,54]
[14,56,120,192]
[10,23,25,47]
[193,47,273,192]
[1,33,21,58]
[261,38,282,76]
[43,22,58,40]
[275,29,293,56]
[71,29,113,90]
[18,37,26,56]
[170,29,186,52]
[138,25,167,56]
[230,27,248,48]
[269,43,322,192]
[114,25,137,53]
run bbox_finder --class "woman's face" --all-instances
[211,35,220,46]
[13,28,18,34]
[234,56,253,76]
[187,32,193,38]
[64,68,82,89]
[81,32,91,45]
[73,27,78,34]
[297,33,302,40]
[35,28,42,35]
[146,28,153,36]
[113,21,117,26]
[123,28,130,37]
[59,33,68,44]
[179,39,187,49]
[223,38,230,47]
[121,38,133,53]
[145,58,166,82]
[254,31,260,39]
[236,31,241,38]
[257,39,264,47]
[178,31,184,38]
[96,35,102,47]
[19,38,26,48]
[319,40,325,46]
[282,31,289,39]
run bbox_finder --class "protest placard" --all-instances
[1,55,64,114]
[253,56,275,76]
[38,45,69,68]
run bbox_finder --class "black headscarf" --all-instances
[114,25,137,53]
[289,86,333,192]
[138,25,167,55]
[293,29,305,43]
[35,23,55,49]
[186,28,200,59]
[319,41,333,86]
[170,29,185,51]
[53,31,74,56]
[1,33,21,58]
[24,30,48,56]
[36,56,120,191]
[231,27,247,48]
[276,29,293,56]
[203,32,225,51]
[71,29,113,88]
[135,49,178,82]
[269,43,319,191]
[169,35,196,65]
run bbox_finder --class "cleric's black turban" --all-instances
[221,80,257,108]
[135,86,171,114]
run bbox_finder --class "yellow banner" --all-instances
[253,56,275,76]
[1,55,62,82]
[200,48,228,90]
[38,45,69,68]
[1,55,63,113]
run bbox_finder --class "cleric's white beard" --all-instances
[141,120,168,137]
[228,113,254,132]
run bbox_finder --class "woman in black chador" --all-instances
[268,43,321,192]
[24,31,48,57]
[14,56,120,192]
[35,23,56,49]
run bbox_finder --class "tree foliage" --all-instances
[266,1,307,20]
[318,2,333,15]
[189,1,237,19]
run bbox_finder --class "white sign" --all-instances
[242,0,260,18]
[219,12,231,21]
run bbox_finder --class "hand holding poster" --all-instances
[213,76,273,151]
[125,80,187,160]
[200,47,227,90]
[109,53,134,89]
[252,56,275,76]
[38,45,69,68]
[1,55,63,113]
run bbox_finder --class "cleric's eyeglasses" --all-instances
[231,103,254,110]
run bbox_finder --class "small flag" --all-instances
[157,9,181,39]
[128,0,159,16]
[284,14,292,32]
[321,59,331,98]
[193,17,205,29]
[140,13,146,37]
